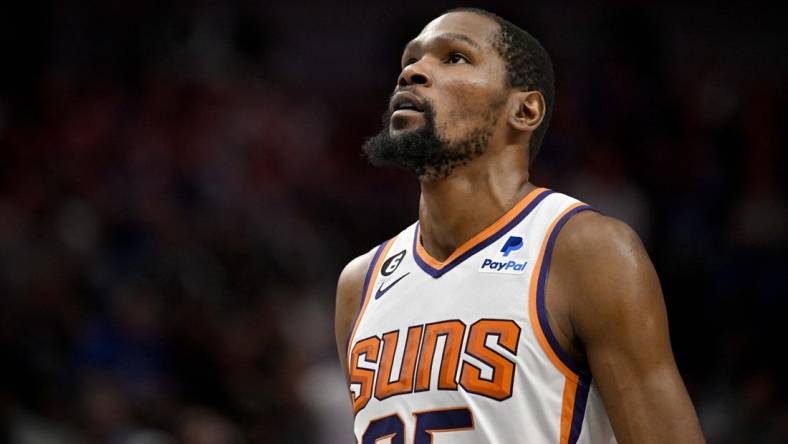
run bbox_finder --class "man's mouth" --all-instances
[390,91,425,116]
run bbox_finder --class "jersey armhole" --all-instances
[345,237,397,362]
[528,203,597,384]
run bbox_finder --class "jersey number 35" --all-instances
[363,407,473,443]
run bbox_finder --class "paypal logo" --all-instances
[500,236,523,256]
[479,236,527,274]
[480,258,527,273]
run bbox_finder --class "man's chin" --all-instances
[389,126,419,138]
[389,114,426,133]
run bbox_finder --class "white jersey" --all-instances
[346,188,617,444]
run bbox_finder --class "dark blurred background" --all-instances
[0,1,786,443]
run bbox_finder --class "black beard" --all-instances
[362,102,495,181]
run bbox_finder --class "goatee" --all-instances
[362,101,494,181]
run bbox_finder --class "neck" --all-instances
[417,152,534,262]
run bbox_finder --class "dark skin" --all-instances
[336,11,706,443]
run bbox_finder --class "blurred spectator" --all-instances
[178,407,241,444]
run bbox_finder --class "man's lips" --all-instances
[389,91,425,114]
[391,109,423,118]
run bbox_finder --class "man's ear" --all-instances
[508,90,545,132]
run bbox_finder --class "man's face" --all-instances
[363,12,510,180]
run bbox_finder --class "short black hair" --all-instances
[446,7,554,165]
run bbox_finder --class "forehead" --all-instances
[405,11,500,53]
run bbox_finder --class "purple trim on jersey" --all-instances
[535,205,595,377]
[568,373,592,444]
[345,240,389,351]
[412,189,554,278]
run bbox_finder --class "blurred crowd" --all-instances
[0,1,785,443]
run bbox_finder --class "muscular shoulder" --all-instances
[552,210,666,351]
[551,211,705,442]
[334,249,377,373]
[336,250,376,323]
[554,210,645,271]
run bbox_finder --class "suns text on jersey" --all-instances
[348,318,521,413]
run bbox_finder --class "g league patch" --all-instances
[478,236,528,274]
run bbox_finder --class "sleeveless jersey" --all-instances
[346,188,617,444]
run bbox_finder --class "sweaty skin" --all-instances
[336,11,705,443]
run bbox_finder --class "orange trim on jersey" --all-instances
[346,237,397,366]
[559,377,579,444]
[414,187,548,269]
[528,202,586,383]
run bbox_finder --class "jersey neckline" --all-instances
[412,187,554,278]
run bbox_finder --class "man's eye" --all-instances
[447,53,469,64]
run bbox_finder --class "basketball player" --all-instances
[335,8,705,443]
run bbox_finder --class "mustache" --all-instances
[384,89,434,122]
[388,85,422,101]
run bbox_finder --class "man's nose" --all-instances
[397,61,432,87]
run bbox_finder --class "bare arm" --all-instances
[335,251,376,382]
[553,212,705,443]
